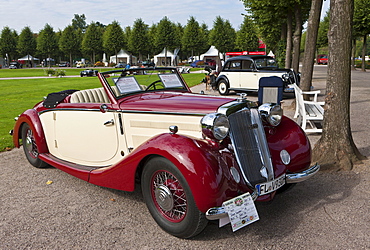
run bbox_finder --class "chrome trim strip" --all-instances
[39,108,206,116]
[205,192,258,220]
[39,108,102,114]
[286,163,320,183]
[120,110,206,116]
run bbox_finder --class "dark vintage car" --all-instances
[216,55,300,95]
[80,69,98,77]
[9,61,22,69]
[11,67,319,238]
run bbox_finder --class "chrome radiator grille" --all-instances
[228,108,274,187]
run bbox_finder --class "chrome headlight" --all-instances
[258,103,283,126]
[201,113,230,140]
[282,73,289,82]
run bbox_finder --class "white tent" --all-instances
[200,46,223,61]
[18,55,39,61]
[110,49,137,65]
[154,48,178,66]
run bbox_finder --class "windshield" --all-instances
[254,58,278,69]
[101,67,188,98]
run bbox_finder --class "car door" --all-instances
[41,105,122,166]
[239,59,259,90]
[222,60,242,89]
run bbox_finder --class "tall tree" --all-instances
[235,15,260,52]
[17,26,37,67]
[59,25,81,66]
[353,0,370,71]
[182,17,204,59]
[128,18,149,61]
[82,22,103,63]
[155,17,177,66]
[300,0,324,92]
[103,21,125,64]
[0,27,18,63]
[37,24,58,67]
[313,0,365,170]
[148,24,158,56]
[72,14,87,32]
[209,16,236,56]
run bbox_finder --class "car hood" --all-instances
[119,91,235,115]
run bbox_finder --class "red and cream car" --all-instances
[11,67,319,238]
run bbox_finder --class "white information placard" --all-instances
[114,76,142,94]
[222,192,259,232]
[159,74,183,88]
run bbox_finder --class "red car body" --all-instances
[11,67,319,238]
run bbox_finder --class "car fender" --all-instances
[266,116,312,177]
[12,109,48,154]
[216,75,229,85]
[89,133,236,213]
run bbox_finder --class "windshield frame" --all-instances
[99,67,191,99]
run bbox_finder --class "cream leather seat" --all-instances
[70,88,110,103]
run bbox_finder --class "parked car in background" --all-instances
[80,69,98,77]
[11,67,319,238]
[142,61,155,67]
[216,55,300,95]
[9,61,22,69]
[115,62,127,68]
[76,61,85,68]
[58,62,70,67]
[317,54,328,65]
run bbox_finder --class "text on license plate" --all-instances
[256,175,286,196]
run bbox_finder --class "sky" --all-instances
[0,0,246,33]
[0,0,330,34]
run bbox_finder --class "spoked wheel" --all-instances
[141,157,207,238]
[21,123,48,168]
[218,80,230,95]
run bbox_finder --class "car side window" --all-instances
[241,60,254,71]
[224,61,241,71]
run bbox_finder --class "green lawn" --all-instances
[0,72,204,152]
[0,68,104,77]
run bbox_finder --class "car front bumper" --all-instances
[205,163,320,220]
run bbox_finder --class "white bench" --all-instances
[292,84,325,133]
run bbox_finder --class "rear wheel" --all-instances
[21,124,48,168]
[141,157,207,238]
[218,79,230,95]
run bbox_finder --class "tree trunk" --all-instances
[301,0,323,92]
[292,4,303,73]
[312,0,365,171]
[285,12,293,69]
[361,34,367,71]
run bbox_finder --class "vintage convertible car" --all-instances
[11,67,319,238]
[216,55,300,95]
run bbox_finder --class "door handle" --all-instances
[104,119,114,126]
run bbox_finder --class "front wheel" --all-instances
[141,157,207,238]
[21,124,48,168]
[218,79,230,95]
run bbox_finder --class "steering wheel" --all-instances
[145,80,165,91]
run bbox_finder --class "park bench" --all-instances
[292,83,325,133]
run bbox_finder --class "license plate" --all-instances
[256,174,286,196]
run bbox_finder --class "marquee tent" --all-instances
[154,48,178,66]
[200,46,223,61]
[18,55,39,61]
[110,49,137,65]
